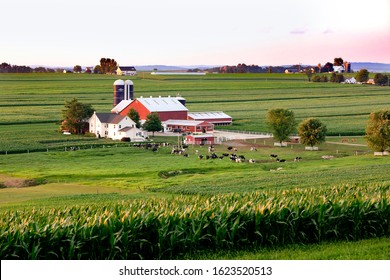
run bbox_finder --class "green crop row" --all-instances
[1,184,389,259]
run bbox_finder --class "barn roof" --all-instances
[137,97,188,112]
[188,112,232,120]
[118,66,136,71]
[95,113,125,124]
[111,100,133,114]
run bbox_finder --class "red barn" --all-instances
[111,96,188,121]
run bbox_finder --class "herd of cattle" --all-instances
[131,142,305,164]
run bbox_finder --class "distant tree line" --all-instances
[0,62,57,73]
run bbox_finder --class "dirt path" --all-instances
[326,141,367,147]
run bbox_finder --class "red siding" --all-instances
[157,111,187,121]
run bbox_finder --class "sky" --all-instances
[1,0,389,67]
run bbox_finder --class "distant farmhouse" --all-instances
[88,79,232,143]
[116,66,137,76]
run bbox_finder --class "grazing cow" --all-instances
[235,158,242,163]
[249,159,256,163]
[294,157,302,162]
[206,155,210,160]
[277,158,286,162]
[183,153,189,157]
[222,153,229,157]
[239,155,245,160]
[227,146,233,150]
[233,148,238,152]
[219,156,225,160]
[250,147,257,151]
[211,153,218,159]
[270,154,278,158]
[198,155,204,160]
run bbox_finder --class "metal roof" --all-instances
[118,66,136,71]
[163,119,209,126]
[137,97,188,112]
[111,100,133,114]
[188,112,232,120]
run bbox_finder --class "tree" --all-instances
[333,57,344,66]
[365,109,390,152]
[127,108,141,128]
[99,58,118,74]
[142,113,162,137]
[298,118,327,148]
[305,68,313,81]
[355,69,369,83]
[374,73,389,86]
[266,108,296,144]
[61,98,94,134]
[330,73,345,83]
[93,65,101,74]
[73,65,82,73]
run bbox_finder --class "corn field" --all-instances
[1,184,389,259]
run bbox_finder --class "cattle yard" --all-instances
[0,72,389,260]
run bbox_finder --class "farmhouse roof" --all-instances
[118,66,136,71]
[137,96,188,112]
[95,113,125,124]
[118,127,135,132]
[188,112,232,120]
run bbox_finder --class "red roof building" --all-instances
[163,120,214,133]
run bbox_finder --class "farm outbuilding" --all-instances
[187,112,232,126]
[163,119,214,133]
[116,66,137,76]
[184,134,216,145]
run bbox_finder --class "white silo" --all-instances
[124,80,134,100]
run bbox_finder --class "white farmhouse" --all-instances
[88,112,145,141]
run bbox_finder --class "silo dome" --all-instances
[113,79,125,85]
[125,80,133,85]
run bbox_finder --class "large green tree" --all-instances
[298,118,327,148]
[374,73,389,86]
[365,109,390,152]
[61,98,94,134]
[142,113,162,137]
[266,108,296,144]
[127,108,141,128]
[355,69,370,83]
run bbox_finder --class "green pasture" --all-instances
[0,72,389,152]
[1,72,390,259]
